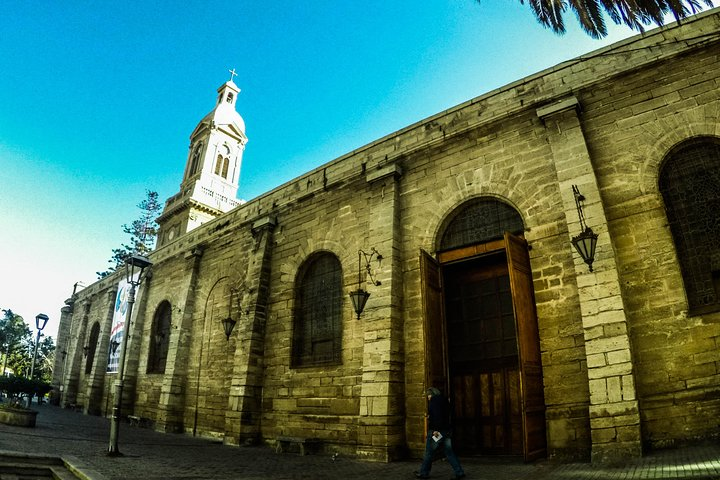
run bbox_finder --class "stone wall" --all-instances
[54,10,720,463]
[583,39,720,449]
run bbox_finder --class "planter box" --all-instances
[0,408,38,427]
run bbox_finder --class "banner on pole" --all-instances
[107,274,140,373]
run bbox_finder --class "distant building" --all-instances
[54,10,720,463]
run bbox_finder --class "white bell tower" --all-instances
[157,71,248,247]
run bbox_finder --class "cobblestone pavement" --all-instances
[1,404,719,480]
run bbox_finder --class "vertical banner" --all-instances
[107,274,140,373]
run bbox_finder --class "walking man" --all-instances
[414,387,466,479]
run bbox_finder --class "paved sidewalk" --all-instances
[0,404,719,479]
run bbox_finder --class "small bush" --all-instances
[0,376,51,401]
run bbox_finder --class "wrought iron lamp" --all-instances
[221,288,239,341]
[108,253,152,456]
[571,185,599,272]
[349,248,382,319]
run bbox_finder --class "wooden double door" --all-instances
[421,233,546,460]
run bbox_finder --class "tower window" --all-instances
[214,146,231,180]
[227,92,234,103]
[188,143,202,178]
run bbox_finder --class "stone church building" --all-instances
[54,11,720,463]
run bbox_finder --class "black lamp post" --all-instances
[571,185,599,272]
[349,248,382,319]
[108,253,152,456]
[27,313,49,406]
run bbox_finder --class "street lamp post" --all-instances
[27,313,49,407]
[108,254,152,457]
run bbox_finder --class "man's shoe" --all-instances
[414,472,430,479]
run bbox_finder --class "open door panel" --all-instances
[505,232,547,461]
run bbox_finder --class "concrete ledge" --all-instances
[536,96,580,119]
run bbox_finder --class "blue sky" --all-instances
[0,1,643,338]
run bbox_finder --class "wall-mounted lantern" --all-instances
[221,288,239,341]
[571,185,599,272]
[349,248,382,319]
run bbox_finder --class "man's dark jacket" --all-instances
[428,394,452,434]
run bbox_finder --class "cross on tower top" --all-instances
[228,68,238,82]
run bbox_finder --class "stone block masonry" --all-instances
[53,11,720,463]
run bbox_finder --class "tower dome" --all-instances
[192,80,246,140]
[156,74,248,247]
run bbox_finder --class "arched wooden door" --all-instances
[421,232,546,461]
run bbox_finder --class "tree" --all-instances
[6,336,33,378]
[0,309,31,376]
[485,0,713,38]
[97,190,162,278]
[31,336,56,383]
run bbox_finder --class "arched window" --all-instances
[292,252,343,367]
[85,322,100,375]
[188,143,202,177]
[439,197,524,251]
[148,301,172,373]
[214,145,231,180]
[659,137,720,315]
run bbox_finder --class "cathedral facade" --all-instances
[54,11,720,463]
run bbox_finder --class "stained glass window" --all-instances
[440,198,524,251]
[292,253,343,366]
[148,301,172,373]
[659,138,720,315]
[85,322,100,375]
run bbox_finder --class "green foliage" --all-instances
[35,336,55,383]
[97,190,161,278]
[479,0,713,38]
[0,309,31,375]
[0,310,55,382]
[0,375,51,401]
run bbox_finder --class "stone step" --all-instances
[0,455,82,480]
[0,463,54,479]
[0,455,62,467]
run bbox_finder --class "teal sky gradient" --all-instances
[0,1,640,337]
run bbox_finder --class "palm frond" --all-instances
[569,0,608,38]
[506,0,714,37]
